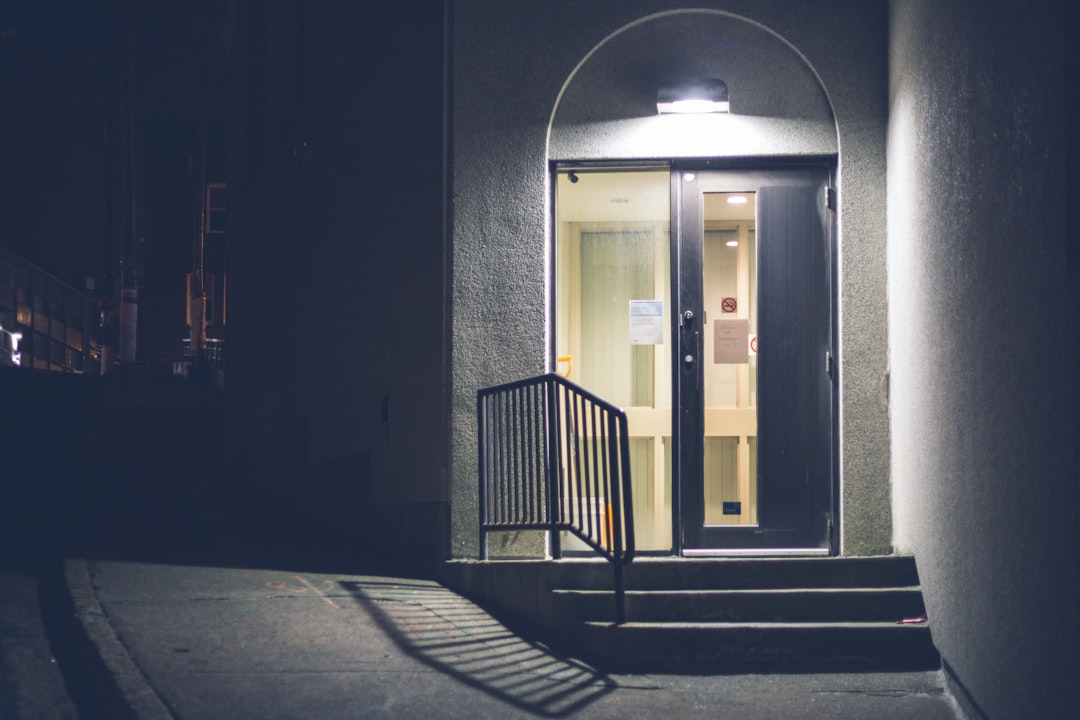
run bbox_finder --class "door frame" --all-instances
[550,157,840,557]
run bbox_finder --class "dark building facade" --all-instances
[0,247,98,373]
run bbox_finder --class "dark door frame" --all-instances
[670,160,838,555]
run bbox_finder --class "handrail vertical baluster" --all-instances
[574,390,583,544]
[546,378,562,559]
[607,410,626,622]
[589,401,601,548]
[477,374,635,623]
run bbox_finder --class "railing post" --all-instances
[619,409,635,560]
[477,391,488,561]
[545,376,562,560]
[608,410,627,623]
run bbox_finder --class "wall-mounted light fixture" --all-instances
[657,79,729,114]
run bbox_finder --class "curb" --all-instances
[45,558,175,720]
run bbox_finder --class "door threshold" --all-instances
[682,547,831,558]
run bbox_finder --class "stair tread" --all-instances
[584,620,931,629]
[555,586,923,595]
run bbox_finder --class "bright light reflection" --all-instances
[657,99,730,114]
[627,114,770,158]
[727,195,748,204]
[0,326,19,367]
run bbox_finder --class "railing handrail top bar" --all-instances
[477,373,626,417]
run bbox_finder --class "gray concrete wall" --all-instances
[888,1,1079,716]
[451,0,891,557]
[227,2,448,563]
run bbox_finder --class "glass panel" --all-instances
[17,329,32,356]
[17,288,31,326]
[704,228,738,407]
[33,295,47,333]
[556,169,672,550]
[702,192,758,526]
[579,229,654,407]
[704,437,737,524]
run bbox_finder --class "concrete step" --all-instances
[541,555,940,673]
[443,555,940,673]
[577,620,940,673]
[548,555,921,591]
[555,586,928,623]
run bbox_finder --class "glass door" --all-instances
[555,165,835,554]
[677,168,834,552]
[555,169,674,551]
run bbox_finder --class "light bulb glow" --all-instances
[657,99,730,114]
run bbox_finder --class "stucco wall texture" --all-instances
[451,1,891,557]
[888,0,1078,717]
[226,3,447,556]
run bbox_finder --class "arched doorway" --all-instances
[549,11,838,554]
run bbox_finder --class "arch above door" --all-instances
[548,10,838,161]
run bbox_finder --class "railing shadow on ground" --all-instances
[339,577,618,718]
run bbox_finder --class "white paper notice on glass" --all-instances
[714,319,749,363]
[629,300,664,345]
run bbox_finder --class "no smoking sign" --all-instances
[721,297,737,313]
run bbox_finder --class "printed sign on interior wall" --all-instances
[714,319,749,363]
[629,300,664,345]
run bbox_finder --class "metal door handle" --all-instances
[695,330,701,389]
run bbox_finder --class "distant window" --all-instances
[205,272,216,325]
[16,289,31,326]
[205,183,228,234]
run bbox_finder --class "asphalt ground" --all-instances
[1,367,964,719]
[42,557,963,720]
[0,569,80,719]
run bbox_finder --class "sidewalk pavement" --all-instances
[46,557,966,720]
[0,569,80,719]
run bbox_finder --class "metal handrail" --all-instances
[478,373,634,623]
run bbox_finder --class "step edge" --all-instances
[553,586,924,596]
